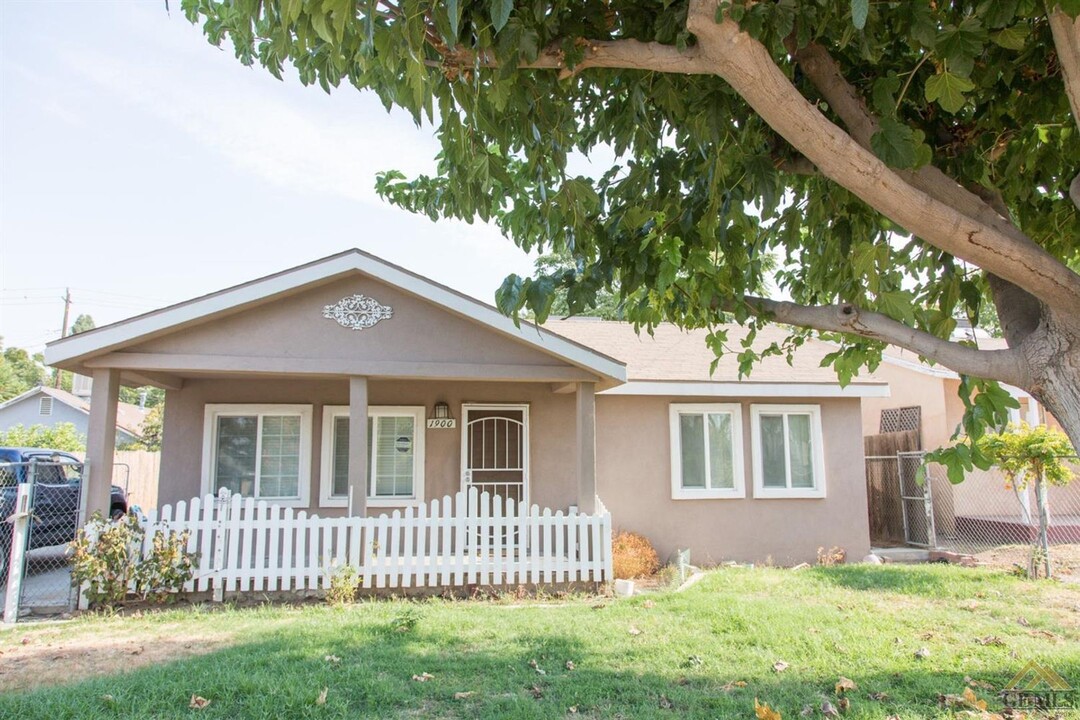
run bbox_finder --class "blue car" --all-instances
[0,447,128,583]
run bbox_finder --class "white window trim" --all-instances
[750,404,826,499]
[201,404,313,508]
[669,403,745,500]
[319,405,426,508]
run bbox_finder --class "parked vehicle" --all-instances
[0,448,128,583]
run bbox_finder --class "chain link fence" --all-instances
[867,452,1080,577]
[1,460,86,618]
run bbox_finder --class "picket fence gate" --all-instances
[137,488,612,598]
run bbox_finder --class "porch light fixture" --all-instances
[427,401,456,429]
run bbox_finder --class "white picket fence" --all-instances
[138,488,612,597]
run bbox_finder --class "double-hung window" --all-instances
[669,403,745,499]
[750,404,826,498]
[202,404,312,506]
[319,406,425,507]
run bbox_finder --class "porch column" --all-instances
[575,382,597,514]
[84,368,120,522]
[348,376,369,517]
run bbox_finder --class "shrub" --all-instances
[817,546,847,566]
[325,564,360,606]
[70,513,197,608]
[612,531,660,579]
[0,422,85,452]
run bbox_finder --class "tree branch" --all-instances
[429,38,712,78]
[1048,7,1080,212]
[792,42,1051,266]
[741,296,1030,386]
[684,0,1080,313]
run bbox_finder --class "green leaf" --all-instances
[925,70,975,113]
[991,25,1029,51]
[871,116,918,168]
[447,0,461,39]
[279,0,302,25]
[851,0,868,30]
[490,0,513,33]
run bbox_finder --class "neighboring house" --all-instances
[43,249,888,566]
[0,385,147,447]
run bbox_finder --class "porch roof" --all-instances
[43,250,627,389]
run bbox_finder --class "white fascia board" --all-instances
[43,251,627,384]
[600,381,891,398]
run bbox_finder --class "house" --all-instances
[0,385,148,447]
[43,249,887,570]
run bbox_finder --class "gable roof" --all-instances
[44,249,626,385]
[0,386,149,437]
[542,319,889,398]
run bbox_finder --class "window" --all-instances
[201,405,312,506]
[38,397,53,416]
[750,404,826,498]
[319,406,425,507]
[669,404,745,499]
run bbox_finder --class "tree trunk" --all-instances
[1033,472,1052,580]
[1023,314,1080,455]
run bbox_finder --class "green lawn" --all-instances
[1,565,1078,719]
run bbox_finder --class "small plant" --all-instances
[390,606,421,633]
[817,546,847,566]
[70,513,197,607]
[612,531,660,579]
[325,564,360,606]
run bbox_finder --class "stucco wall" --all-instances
[595,395,871,565]
[160,378,578,512]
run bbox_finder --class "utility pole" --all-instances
[53,288,71,388]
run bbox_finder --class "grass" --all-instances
[0,564,1078,718]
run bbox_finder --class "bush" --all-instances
[612,531,660,579]
[325,564,360,606]
[70,513,197,608]
[0,422,85,452]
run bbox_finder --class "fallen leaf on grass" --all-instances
[529,659,547,675]
[975,635,1005,647]
[1016,616,1030,627]
[940,687,987,711]
[835,676,857,694]
[642,599,655,609]
[800,705,813,717]
[754,698,782,720]
[1028,629,1061,642]
[821,700,838,718]
[325,654,341,664]
[568,706,578,714]
[131,646,143,656]
[565,660,576,670]
[966,677,995,690]
[918,631,936,640]
[772,660,789,672]
[316,687,328,706]
[868,691,890,701]
[189,695,211,710]
[659,694,675,710]
[412,672,434,682]
[101,695,115,704]
[914,647,931,659]
[721,680,748,692]
[528,684,544,699]
[838,697,850,713]
[684,655,703,668]
[628,625,642,636]
[453,691,475,700]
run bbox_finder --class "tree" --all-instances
[119,386,166,409]
[134,405,164,451]
[182,0,1080,473]
[0,344,47,401]
[976,424,1075,578]
[69,314,96,335]
[0,423,86,452]
[531,249,626,320]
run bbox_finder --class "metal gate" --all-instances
[461,405,529,551]
[865,452,936,548]
[2,460,87,621]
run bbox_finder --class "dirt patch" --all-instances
[0,622,238,693]
[973,544,1080,578]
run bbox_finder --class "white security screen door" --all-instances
[461,404,529,508]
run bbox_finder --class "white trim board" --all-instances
[601,381,890,398]
[43,249,627,385]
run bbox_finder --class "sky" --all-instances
[0,0,541,352]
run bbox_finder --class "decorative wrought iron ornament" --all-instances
[322,294,393,330]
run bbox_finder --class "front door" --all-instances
[461,404,529,509]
